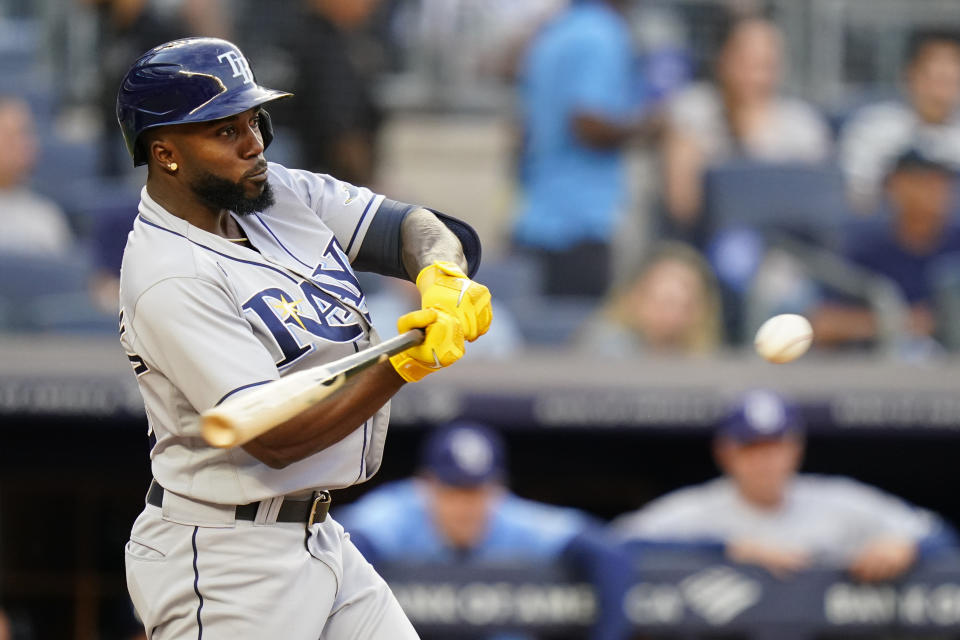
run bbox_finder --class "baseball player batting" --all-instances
[115,37,492,638]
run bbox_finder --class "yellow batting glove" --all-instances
[389,308,465,383]
[416,261,492,342]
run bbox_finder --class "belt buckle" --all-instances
[307,490,331,528]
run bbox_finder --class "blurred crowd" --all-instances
[2,1,960,635]
[0,0,958,361]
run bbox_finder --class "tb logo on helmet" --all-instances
[217,50,254,85]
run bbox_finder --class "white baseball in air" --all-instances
[754,314,813,364]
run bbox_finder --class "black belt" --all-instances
[146,480,331,527]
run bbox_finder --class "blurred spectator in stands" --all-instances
[511,0,661,298]
[407,0,567,82]
[661,14,830,242]
[483,0,568,81]
[271,0,384,186]
[0,97,73,255]
[811,149,960,352]
[89,0,191,176]
[840,30,960,212]
[0,610,9,640]
[575,242,721,356]
[611,390,956,582]
[338,422,632,640]
[178,0,232,40]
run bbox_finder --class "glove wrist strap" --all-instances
[416,261,467,289]
[389,352,435,383]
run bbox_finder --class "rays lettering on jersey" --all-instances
[243,282,364,368]
[310,238,366,310]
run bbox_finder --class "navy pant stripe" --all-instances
[192,526,204,639]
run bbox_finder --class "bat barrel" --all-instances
[202,413,240,448]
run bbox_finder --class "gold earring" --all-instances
[168,162,178,172]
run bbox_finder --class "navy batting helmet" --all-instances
[116,37,291,166]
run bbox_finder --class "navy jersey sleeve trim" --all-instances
[345,197,379,257]
[137,216,300,285]
[353,202,483,280]
[215,379,273,407]
[352,198,415,279]
[255,214,312,269]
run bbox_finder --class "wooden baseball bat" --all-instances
[201,329,424,449]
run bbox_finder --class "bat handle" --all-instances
[397,328,426,349]
[374,330,424,362]
[199,328,426,450]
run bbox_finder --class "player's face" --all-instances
[426,479,498,550]
[716,436,803,509]
[168,108,274,215]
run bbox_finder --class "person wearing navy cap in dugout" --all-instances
[610,390,957,581]
[336,422,633,640]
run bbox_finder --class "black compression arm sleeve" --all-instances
[352,198,414,280]
[353,200,482,280]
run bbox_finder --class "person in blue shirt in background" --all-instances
[512,0,662,299]
[336,422,632,640]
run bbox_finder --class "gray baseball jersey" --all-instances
[610,474,939,565]
[119,162,391,505]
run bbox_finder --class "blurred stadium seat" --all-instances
[823,88,901,138]
[0,252,115,333]
[0,298,12,328]
[474,255,596,346]
[0,18,58,123]
[3,77,58,123]
[31,136,104,210]
[933,253,960,351]
[0,18,41,76]
[510,295,598,346]
[703,161,849,248]
[473,253,544,305]
[58,177,141,227]
[702,161,850,343]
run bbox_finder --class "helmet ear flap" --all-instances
[259,109,275,150]
[133,139,148,167]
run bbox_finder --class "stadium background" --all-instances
[1,0,960,638]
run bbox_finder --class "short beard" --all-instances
[189,171,275,216]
